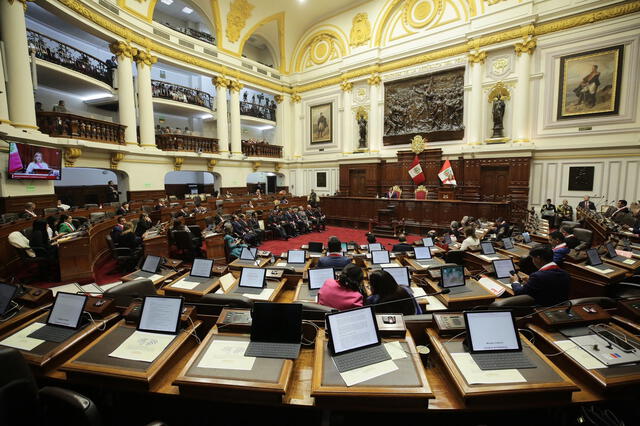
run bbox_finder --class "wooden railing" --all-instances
[156,134,219,153]
[27,29,112,85]
[240,100,276,121]
[36,112,125,144]
[151,80,213,109]
[241,141,282,158]
[161,22,216,45]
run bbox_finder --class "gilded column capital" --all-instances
[252,161,261,172]
[340,78,353,92]
[213,75,230,88]
[274,95,284,104]
[291,92,301,103]
[8,0,33,11]
[468,50,487,64]
[229,80,244,93]
[110,152,125,170]
[64,147,82,167]
[132,49,158,67]
[206,159,217,172]
[515,37,537,56]
[367,73,381,86]
[109,40,134,59]
[174,157,184,171]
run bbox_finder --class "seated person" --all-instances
[366,270,421,315]
[56,199,70,211]
[510,245,569,306]
[111,216,127,242]
[57,214,76,234]
[318,263,364,310]
[116,202,130,216]
[550,231,569,264]
[392,233,413,252]
[154,199,166,211]
[556,200,573,226]
[135,212,153,237]
[21,202,38,219]
[267,209,288,240]
[116,222,141,250]
[577,195,596,211]
[29,219,58,260]
[560,226,579,250]
[611,199,630,224]
[46,215,60,240]
[449,221,461,239]
[459,227,479,251]
[223,223,246,261]
[366,232,377,244]
[540,199,556,223]
[317,236,352,268]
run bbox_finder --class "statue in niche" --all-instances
[491,94,505,138]
[356,106,368,149]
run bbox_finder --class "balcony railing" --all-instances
[240,100,276,122]
[242,141,282,158]
[151,80,213,109]
[37,112,125,144]
[162,22,216,45]
[156,134,219,153]
[27,29,112,85]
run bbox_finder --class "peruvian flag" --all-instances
[408,155,425,184]
[438,159,457,186]
[8,143,23,173]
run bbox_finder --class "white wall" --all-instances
[55,167,118,187]
[36,87,116,122]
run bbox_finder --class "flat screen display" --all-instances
[8,142,61,180]
[371,250,390,264]
[481,242,496,255]
[383,267,410,286]
[465,311,521,353]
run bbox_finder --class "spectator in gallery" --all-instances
[35,101,43,112]
[52,100,67,112]
[57,199,70,211]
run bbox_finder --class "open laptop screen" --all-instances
[142,255,161,273]
[308,242,323,253]
[326,306,381,355]
[522,232,531,243]
[502,238,514,250]
[287,250,306,264]
[587,248,603,266]
[481,242,496,255]
[371,250,390,264]
[341,242,348,252]
[422,237,434,247]
[383,267,410,287]
[605,243,617,258]
[0,283,17,315]
[414,246,431,260]
[308,268,335,290]
[493,259,516,279]
[137,296,183,334]
[240,247,256,261]
[250,302,302,343]
[47,292,87,329]
[464,310,522,353]
[239,268,266,289]
[368,243,383,252]
[190,258,213,278]
[441,266,465,288]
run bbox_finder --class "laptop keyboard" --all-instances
[28,325,79,343]
[245,341,301,359]
[471,352,537,370]
[333,344,391,373]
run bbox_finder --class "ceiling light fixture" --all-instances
[182,6,193,14]
[160,0,173,5]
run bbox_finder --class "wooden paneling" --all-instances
[55,185,111,207]
[127,190,167,202]
[339,163,381,197]
[0,194,58,215]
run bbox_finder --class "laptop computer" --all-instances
[440,265,470,294]
[244,302,302,359]
[236,247,258,264]
[0,283,18,317]
[502,237,515,250]
[605,243,627,262]
[371,250,395,268]
[492,259,516,285]
[422,237,434,247]
[480,242,500,259]
[413,246,439,267]
[308,242,323,254]
[138,295,183,334]
[383,266,410,287]
[464,310,537,370]
[287,250,306,264]
[237,267,267,295]
[326,306,391,373]
[368,243,383,252]
[522,232,532,244]
[184,258,214,282]
[308,268,335,298]
[28,292,88,342]
[136,255,162,279]
[586,248,610,271]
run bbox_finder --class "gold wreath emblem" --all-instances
[411,135,426,154]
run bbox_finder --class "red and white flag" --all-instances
[408,155,425,184]
[438,160,457,185]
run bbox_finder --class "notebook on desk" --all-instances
[440,265,471,295]
[235,247,259,265]
[0,283,18,317]
[308,242,323,254]
[307,268,335,298]
[237,267,267,295]
[172,258,214,289]
[368,243,383,252]
[422,237,434,247]
[244,302,302,359]
[287,250,306,264]
[522,232,532,244]
[326,306,391,373]
[370,250,396,268]
[382,266,410,287]
[28,292,87,343]
[605,242,629,263]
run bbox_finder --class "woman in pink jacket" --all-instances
[318,263,364,311]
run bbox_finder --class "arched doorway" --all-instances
[165,171,218,198]
[246,172,285,195]
[54,167,129,206]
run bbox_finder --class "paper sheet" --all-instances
[219,273,236,292]
[384,341,407,360]
[411,287,427,298]
[0,323,46,351]
[423,296,447,311]
[451,353,526,384]
[339,359,398,387]
[276,262,288,267]
[554,340,606,370]
[243,288,274,300]
[380,263,398,268]
[586,265,614,274]
[170,279,200,290]
[108,331,174,362]
[100,282,122,292]
[147,274,166,282]
[198,339,256,370]
[215,288,225,294]
[623,259,635,265]
[479,255,500,261]
[477,277,506,297]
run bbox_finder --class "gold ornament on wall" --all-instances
[132,48,157,66]
[308,34,337,66]
[63,147,82,167]
[402,0,444,29]
[355,106,368,121]
[174,157,183,171]
[349,13,371,47]
[274,163,281,172]
[229,80,244,93]
[274,95,284,104]
[252,161,261,172]
[514,36,537,56]
[487,81,511,102]
[340,78,353,92]
[291,92,301,103]
[367,73,381,86]
[206,159,217,172]
[410,135,426,154]
[110,152,125,170]
[109,40,134,58]
[468,50,487,64]
[226,0,254,43]
[213,75,230,88]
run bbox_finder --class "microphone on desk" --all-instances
[365,288,451,310]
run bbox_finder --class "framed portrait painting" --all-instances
[310,103,332,144]
[557,45,624,120]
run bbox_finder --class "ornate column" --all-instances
[513,37,536,143]
[229,80,243,156]
[291,92,302,159]
[274,94,286,150]
[367,73,381,152]
[109,41,137,145]
[340,79,354,153]
[0,45,10,126]
[467,50,486,145]
[1,0,37,129]
[133,49,157,147]
[213,76,229,153]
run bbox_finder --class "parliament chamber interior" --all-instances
[1,0,640,425]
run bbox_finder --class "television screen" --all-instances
[8,142,61,180]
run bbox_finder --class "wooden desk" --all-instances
[121,265,183,286]
[404,257,445,273]
[226,278,287,302]
[228,257,270,271]
[143,233,170,259]
[563,261,627,298]
[292,279,316,303]
[0,304,50,336]
[425,278,496,310]
[497,244,531,261]
[427,328,578,407]
[464,251,510,272]
[604,255,640,271]
[163,273,220,300]
[203,231,225,261]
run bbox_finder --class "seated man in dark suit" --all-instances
[20,202,38,219]
[577,195,596,211]
[510,245,569,306]
[560,226,579,250]
[111,216,127,243]
[550,231,569,264]
[611,199,630,224]
[392,233,413,252]
[116,202,130,216]
[317,236,351,269]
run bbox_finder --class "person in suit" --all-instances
[611,200,630,224]
[510,245,569,306]
[317,237,351,269]
[117,222,141,250]
[107,180,119,202]
[154,199,166,211]
[392,234,413,252]
[20,202,38,219]
[560,226,579,250]
[111,216,127,242]
[57,214,76,234]
[135,212,153,237]
[366,270,421,315]
[366,232,377,244]
[577,195,596,211]
[116,202,130,216]
[549,231,569,264]
[540,199,556,223]
[29,219,58,259]
[318,263,364,311]
[556,200,573,226]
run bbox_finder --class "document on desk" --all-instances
[411,287,427,298]
[0,323,46,351]
[477,277,506,297]
[554,340,606,370]
[50,282,85,296]
[339,359,398,387]
[384,341,407,360]
[198,339,256,370]
[423,296,447,311]
[170,279,200,290]
[147,274,166,282]
[243,288,274,300]
[622,259,636,265]
[478,255,500,261]
[219,273,236,292]
[109,331,174,363]
[585,265,614,274]
[450,353,526,384]
[276,262,288,267]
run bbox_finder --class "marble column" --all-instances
[367,74,381,152]
[292,92,302,159]
[340,80,353,153]
[109,41,137,145]
[467,50,486,145]
[213,76,229,153]
[133,49,157,147]
[0,46,10,126]
[274,94,286,154]
[1,0,37,129]
[229,80,243,156]
[513,38,536,143]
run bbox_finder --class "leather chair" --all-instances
[568,296,617,309]
[609,281,640,299]
[43,207,60,215]
[104,278,157,307]
[299,302,334,321]
[172,230,203,261]
[560,221,580,232]
[572,228,593,250]
[1,213,19,223]
[105,234,140,273]
[489,295,537,317]
[197,293,253,315]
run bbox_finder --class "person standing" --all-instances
[107,180,119,202]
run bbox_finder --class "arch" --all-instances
[238,12,285,73]
[246,171,284,195]
[54,167,130,205]
[241,33,278,71]
[152,0,216,41]
[118,0,158,22]
[293,28,349,73]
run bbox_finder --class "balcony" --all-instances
[156,134,219,153]
[27,29,112,86]
[242,141,282,158]
[240,100,276,122]
[162,23,215,45]
[151,80,213,109]
[37,112,125,144]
